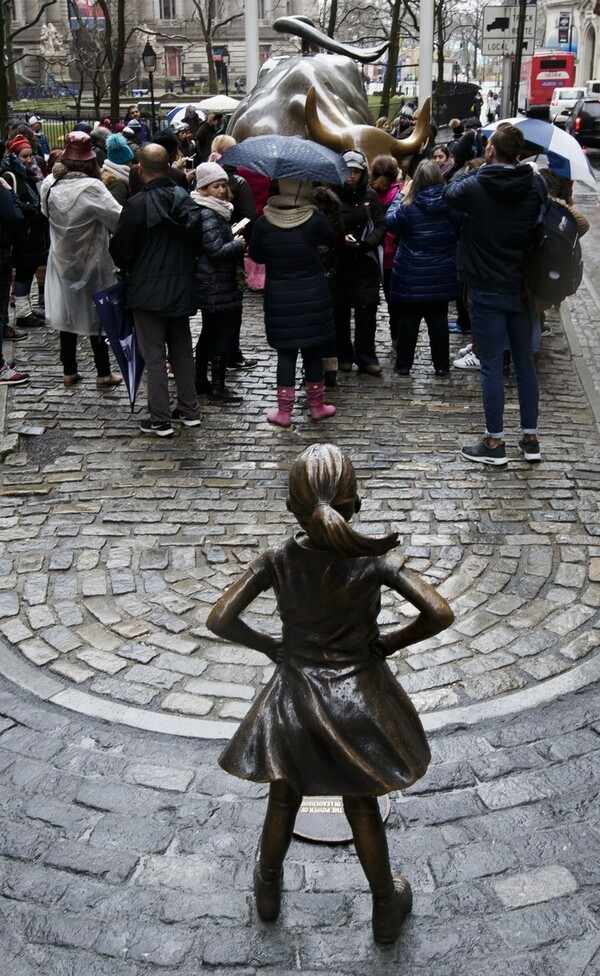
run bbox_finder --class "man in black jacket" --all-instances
[0,176,29,384]
[109,144,203,437]
[444,125,542,466]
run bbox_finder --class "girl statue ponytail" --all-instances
[288,444,398,557]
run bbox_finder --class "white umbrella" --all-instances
[165,104,206,127]
[198,94,240,114]
[482,117,597,188]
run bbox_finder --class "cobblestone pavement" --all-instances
[0,670,598,975]
[1,187,600,732]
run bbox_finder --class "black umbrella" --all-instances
[221,135,349,184]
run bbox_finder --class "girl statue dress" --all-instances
[207,444,454,944]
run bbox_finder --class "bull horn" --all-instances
[273,16,389,64]
[304,86,345,154]
[392,97,433,158]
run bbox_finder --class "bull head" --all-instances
[305,86,433,168]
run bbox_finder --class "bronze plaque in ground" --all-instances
[293,795,391,844]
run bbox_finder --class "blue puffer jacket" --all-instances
[249,211,335,351]
[194,204,245,313]
[386,184,462,304]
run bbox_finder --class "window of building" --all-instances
[159,0,176,19]
[258,0,266,21]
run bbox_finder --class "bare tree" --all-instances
[190,1,244,93]
[0,0,58,133]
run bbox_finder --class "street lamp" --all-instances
[453,61,460,85]
[222,47,230,97]
[142,40,157,134]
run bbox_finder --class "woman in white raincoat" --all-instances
[40,131,123,387]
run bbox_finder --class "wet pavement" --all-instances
[0,170,599,972]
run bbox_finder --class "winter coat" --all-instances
[193,202,245,313]
[386,184,462,305]
[0,154,49,268]
[40,167,122,337]
[249,211,335,351]
[101,170,130,206]
[443,164,542,294]
[0,184,23,268]
[375,183,401,270]
[109,176,203,317]
[330,173,386,307]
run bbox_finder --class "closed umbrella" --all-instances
[220,135,349,185]
[482,117,597,187]
[92,281,145,412]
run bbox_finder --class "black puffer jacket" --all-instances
[249,211,335,351]
[444,164,542,293]
[0,154,48,267]
[0,184,23,268]
[109,177,203,317]
[193,203,245,313]
[330,172,386,307]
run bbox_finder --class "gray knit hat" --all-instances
[195,161,228,188]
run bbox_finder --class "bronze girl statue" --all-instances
[207,443,454,944]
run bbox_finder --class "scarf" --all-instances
[263,178,317,228]
[102,159,130,185]
[190,191,233,221]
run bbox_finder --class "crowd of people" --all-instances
[0,103,589,462]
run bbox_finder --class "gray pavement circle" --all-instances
[0,179,599,737]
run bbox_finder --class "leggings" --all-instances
[260,781,394,894]
[276,347,323,387]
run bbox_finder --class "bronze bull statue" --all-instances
[227,16,431,168]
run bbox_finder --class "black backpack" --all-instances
[526,178,583,307]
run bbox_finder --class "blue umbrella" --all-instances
[92,281,145,412]
[220,135,349,184]
[481,117,597,187]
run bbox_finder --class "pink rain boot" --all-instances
[267,386,295,427]
[306,381,336,421]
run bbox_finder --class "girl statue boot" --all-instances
[306,380,336,420]
[371,876,413,945]
[254,782,302,920]
[267,386,295,427]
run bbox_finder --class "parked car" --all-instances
[586,80,600,96]
[566,96,600,149]
[549,87,585,127]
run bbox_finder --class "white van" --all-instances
[585,80,600,95]
[549,86,585,126]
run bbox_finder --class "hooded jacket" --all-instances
[386,183,461,304]
[109,177,203,317]
[444,163,542,293]
[330,171,386,307]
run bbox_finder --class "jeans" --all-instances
[470,289,538,440]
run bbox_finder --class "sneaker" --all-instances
[227,356,258,370]
[140,419,174,437]
[518,437,541,462]
[457,341,473,358]
[172,408,201,427]
[3,325,27,341]
[461,437,507,466]
[453,350,480,370]
[0,363,30,385]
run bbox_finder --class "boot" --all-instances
[372,876,413,945]
[323,356,337,388]
[306,381,336,421]
[266,386,295,427]
[15,295,43,327]
[209,355,242,404]
[254,863,283,921]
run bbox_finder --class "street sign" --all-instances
[482,4,537,56]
